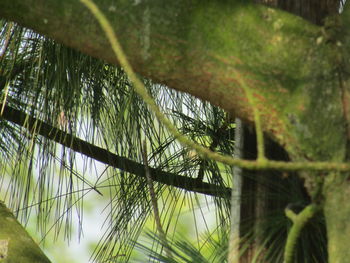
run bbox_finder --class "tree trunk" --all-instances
[323,175,350,262]
[255,1,349,263]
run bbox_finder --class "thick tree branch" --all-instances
[0,104,231,199]
[0,0,326,157]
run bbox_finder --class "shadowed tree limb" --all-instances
[0,103,231,199]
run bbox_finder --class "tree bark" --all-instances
[1,0,342,160]
[323,174,350,262]
[321,7,350,262]
[1,1,350,262]
[256,1,350,263]
[0,202,51,262]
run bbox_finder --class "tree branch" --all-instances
[0,0,322,155]
[0,1,347,164]
[0,103,231,199]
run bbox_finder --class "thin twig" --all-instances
[283,204,320,263]
[232,70,265,161]
[142,140,173,259]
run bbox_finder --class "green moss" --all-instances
[324,174,350,263]
[188,2,346,161]
[0,202,51,263]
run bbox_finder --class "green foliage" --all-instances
[134,231,228,263]
[0,1,346,261]
[0,19,235,262]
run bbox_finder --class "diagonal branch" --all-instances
[0,103,231,199]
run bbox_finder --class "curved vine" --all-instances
[80,0,350,173]
[283,204,321,263]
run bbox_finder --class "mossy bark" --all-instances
[0,202,51,262]
[322,5,350,262]
[1,1,350,262]
[322,175,350,262]
[0,0,328,156]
